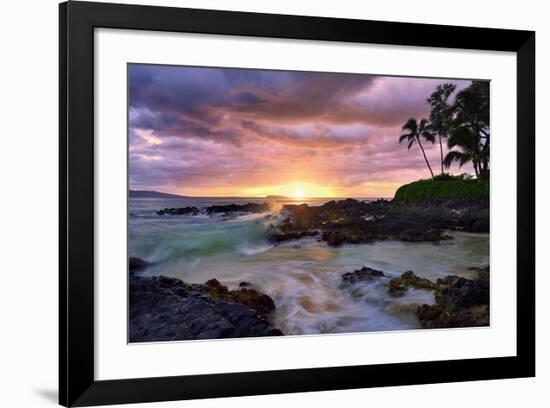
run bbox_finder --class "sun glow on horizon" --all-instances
[248,182,338,199]
[291,184,305,199]
[157,180,405,199]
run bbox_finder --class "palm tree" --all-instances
[399,118,436,179]
[443,82,490,180]
[427,83,456,174]
[443,126,481,178]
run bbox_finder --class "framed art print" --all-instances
[59,1,535,406]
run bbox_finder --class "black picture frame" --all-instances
[59,1,535,406]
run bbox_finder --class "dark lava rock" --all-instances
[388,270,437,295]
[416,197,489,210]
[434,275,489,310]
[322,231,347,247]
[157,202,270,216]
[157,207,200,215]
[204,202,270,215]
[202,278,276,320]
[469,217,490,233]
[340,266,385,288]
[129,257,152,274]
[267,197,487,246]
[416,267,490,328]
[337,263,490,329]
[472,266,490,285]
[129,275,282,342]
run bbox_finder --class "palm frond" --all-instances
[402,118,418,132]
[448,126,476,150]
[399,133,412,144]
[443,150,470,169]
[421,130,436,143]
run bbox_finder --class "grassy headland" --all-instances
[393,174,489,204]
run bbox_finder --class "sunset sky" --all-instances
[129,64,473,198]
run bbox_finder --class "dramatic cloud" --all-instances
[128,64,474,197]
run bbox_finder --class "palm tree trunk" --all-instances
[416,136,434,179]
[438,134,444,174]
[472,160,480,179]
[480,159,489,180]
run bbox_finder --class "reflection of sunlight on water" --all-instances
[301,245,333,263]
[295,273,315,285]
[263,239,335,263]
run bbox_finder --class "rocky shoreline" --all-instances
[339,265,489,328]
[130,197,489,340]
[153,197,488,247]
[129,261,489,341]
[156,202,270,216]
[267,197,488,246]
[129,275,282,342]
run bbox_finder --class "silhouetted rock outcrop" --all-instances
[157,207,199,215]
[157,202,270,216]
[268,197,488,246]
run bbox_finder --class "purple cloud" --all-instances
[128,64,478,197]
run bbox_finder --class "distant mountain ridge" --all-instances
[265,195,289,199]
[129,190,186,198]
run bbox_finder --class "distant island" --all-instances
[129,190,186,198]
[266,195,289,199]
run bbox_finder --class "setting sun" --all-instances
[279,183,335,198]
[281,182,335,198]
[238,182,337,199]
[291,184,305,199]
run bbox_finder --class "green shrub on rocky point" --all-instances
[393,174,488,204]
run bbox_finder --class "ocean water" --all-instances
[129,197,490,335]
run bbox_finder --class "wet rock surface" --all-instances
[268,198,488,246]
[417,266,490,328]
[204,202,270,215]
[340,266,385,289]
[157,202,270,216]
[157,207,200,216]
[388,270,437,295]
[202,278,276,320]
[129,275,282,342]
[129,257,152,275]
[339,265,490,329]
